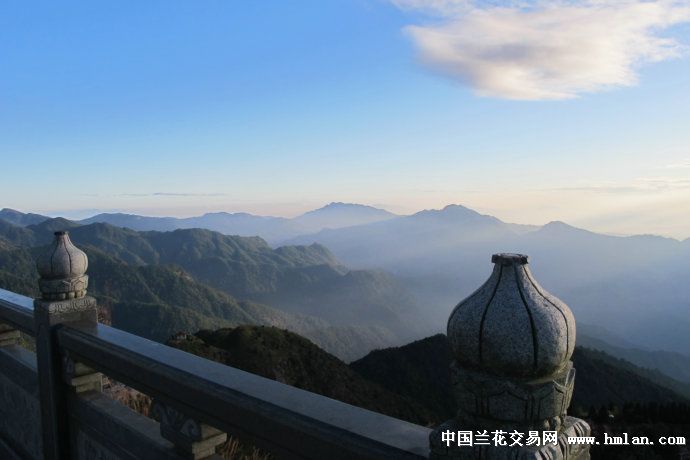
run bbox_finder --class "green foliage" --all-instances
[572,347,690,406]
[61,222,429,339]
[351,335,689,420]
[112,301,237,342]
[0,220,38,247]
[0,222,411,360]
[0,208,49,227]
[0,246,39,297]
[169,326,437,425]
[351,334,455,421]
[27,217,80,243]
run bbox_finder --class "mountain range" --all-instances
[287,204,690,357]
[0,215,432,360]
[38,202,398,244]
[2,204,689,376]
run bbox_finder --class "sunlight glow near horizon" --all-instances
[1,1,689,239]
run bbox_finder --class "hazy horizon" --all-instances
[5,201,689,241]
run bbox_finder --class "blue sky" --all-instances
[1,1,690,238]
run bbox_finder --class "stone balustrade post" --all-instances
[430,253,591,460]
[62,351,103,394]
[151,399,228,460]
[0,322,20,347]
[34,231,100,459]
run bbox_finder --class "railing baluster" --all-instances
[0,322,20,347]
[151,399,227,460]
[62,351,102,394]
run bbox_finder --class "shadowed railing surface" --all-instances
[0,287,431,460]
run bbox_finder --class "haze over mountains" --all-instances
[0,211,433,360]
[289,204,690,357]
[1,203,689,378]
[75,202,397,244]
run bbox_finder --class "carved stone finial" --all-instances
[431,253,590,459]
[448,252,575,379]
[36,231,89,301]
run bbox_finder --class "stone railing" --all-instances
[0,232,590,460]
[0,287,429,460]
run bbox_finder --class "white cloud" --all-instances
[544,176,690,193]
[393,1,690,100]
[663,159,690,168]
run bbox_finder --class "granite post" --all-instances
[34,231,100,459]
[430,253,591,460]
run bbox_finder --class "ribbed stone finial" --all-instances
[36,231,89,300]
[430,253,590,459]
[448,252,575,379]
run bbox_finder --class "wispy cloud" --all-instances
[393,1,690,100]
[662,160,690,169]
[120,192,229,197]
[544,177,690,194]
[548,185,652,194]
[636,177,690,188]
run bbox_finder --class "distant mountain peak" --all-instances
[415,204,481,216]
[544,220,573,228]
[307,202,394,214]
[28,217,79,233]
[540,220,591,234]
[294,203,397,232]
[0,208,50,227]
[441,204,478,214]
[412,204,501,225]
[0,208,22,215]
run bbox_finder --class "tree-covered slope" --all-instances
[0,220,39,247]
[578,328,690,386]
[168,326,689,431]
[0,219,432,348]
[350,334,456,421]
[168,326,436,426]
[0,208,49,227]
[571,347,690,407]
[0,236,400,360]
[350,335,689,415]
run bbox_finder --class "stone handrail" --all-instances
[0,287,430,459]
[0,289,35,335]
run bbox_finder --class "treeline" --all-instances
[584,401,690,424]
